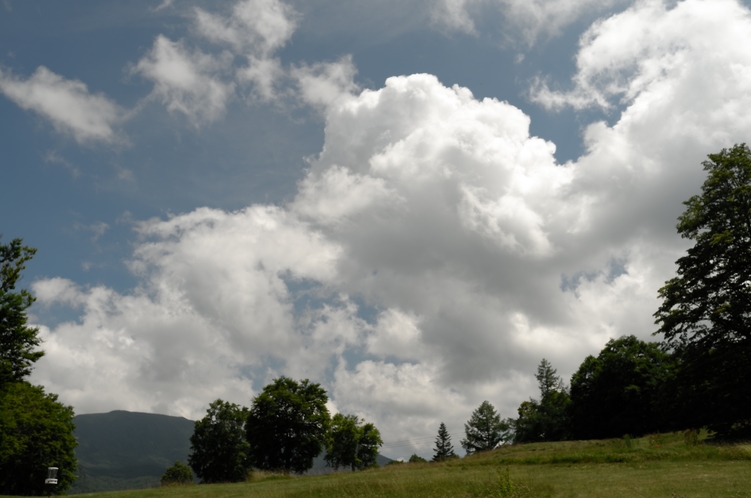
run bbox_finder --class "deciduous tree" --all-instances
[160,460,194,486]
[188,400,250,483]
[0,238,43,389]
[325,413,383,471]
[0,239,78,496]
[569,336,673,439]
[655,144,751,438]
[246,377,330,474]
[0,382,78,496]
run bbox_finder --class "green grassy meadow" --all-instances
[25,433,751,497]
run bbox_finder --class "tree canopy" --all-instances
[0,382,78,496]
[513,359,570,443]
[160,461,194,486]
[246,377,330,474]
[188,399,250,483]
[461,401,509,454]
[569,336,673,439]
[0,239,78,496]
[655,143,751,438]
[325,413,382,471]
[0,238,43,389]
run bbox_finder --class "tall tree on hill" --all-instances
[655,144,751,438]
[432,422,456,462]
[513,359,571,443]
[189,400,250,483]
[325,413,383,471]
[0,238,78,496]
[461,401,510,454]
[246,377,330,474]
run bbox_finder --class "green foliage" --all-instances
[683,429,699,447]
[325,413,383,471]
[461,401,510,454]
[513,359,571,443]
[432,422,456,462]
[246,377,330,474]
[569,336,673,440]
[0,381,78,496]
[0,238,43,389]
[189,399,250,483]
[160,461,193,486]
[408,454,427,463]
[496,466,514,497]
[0,239,78,496]
[623,434,632,449]
[356,420,383,470]
[655,144,751,438]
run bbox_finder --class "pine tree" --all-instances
[432,422,456,462]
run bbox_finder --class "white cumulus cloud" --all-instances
[29,0,751,459]
[133,35,236,125]
[433,0,632,43]
[0,66,124,144]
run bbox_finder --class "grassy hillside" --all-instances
[59,432,751,498]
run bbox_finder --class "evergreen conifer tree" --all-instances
[432,422,456,461]
[461,401,510,454]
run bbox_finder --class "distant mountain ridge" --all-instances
[72,411,194,493]
[71,410,392,493]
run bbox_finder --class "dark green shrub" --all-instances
[161,461,193,486]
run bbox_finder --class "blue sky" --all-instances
[2,0,751,459]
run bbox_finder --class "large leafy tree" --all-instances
[432,422,456,462]
[0,239,77,496]
[0,238,43,389]
[513,359,571,443]
[569,336,673,439]
[655,144,751,438]
[188,399,251,483]
[461,401,509,454]
[325,413,383,471]
[0,382,78,496]
[246,377,330,474]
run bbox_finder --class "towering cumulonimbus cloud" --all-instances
[27,0,751,458]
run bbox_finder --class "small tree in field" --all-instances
[432,422,456,462]
[325,413,383,471]
[160,461,193,486]
[461,401,510,455]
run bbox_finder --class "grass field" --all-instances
[21,433,751,497]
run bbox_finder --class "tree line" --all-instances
[441,144,751,449]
